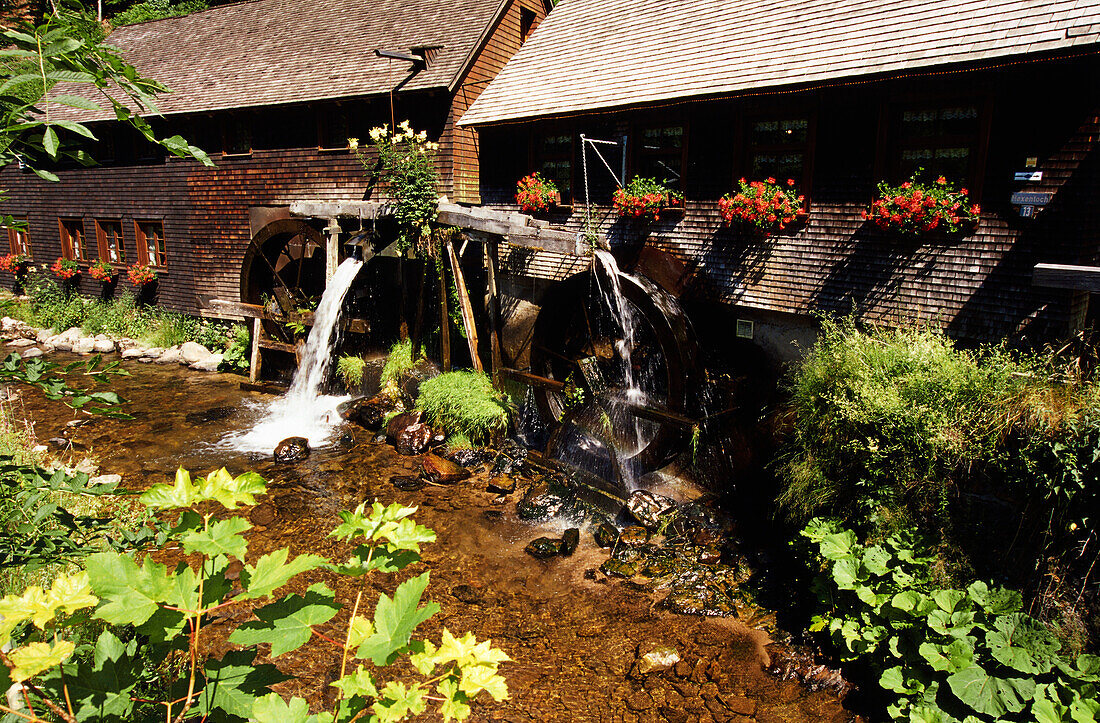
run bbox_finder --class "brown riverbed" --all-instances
[12,355,856,722]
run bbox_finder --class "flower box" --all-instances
[88,260,117,283]
[127,263,158,287]
[865,173,980,238]
[51,257,80,281]
[613,177,684,223]
[719,177,805,236]
[515,172,561,213]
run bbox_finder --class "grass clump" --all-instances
[417,371,510,446]
[337,354,367,390]
[380,340,418,389]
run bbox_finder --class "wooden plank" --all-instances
[499,367,566,391]
[505,232,585,256]
[204,299,370,333]
[439,253,451,372]
[485,239,503,382]
[446,238,483,372]
[258,338,299,354]
[248,317,262,383]
[1033,263,1100,292]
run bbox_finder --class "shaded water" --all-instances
[13,359,855,722]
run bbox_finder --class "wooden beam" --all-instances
[446,238,483,372]
[498,367,566,391]
[248,317,262,383]
[439,254,451,372]
[1033,263,1100,293]
[202,299,369,334]
[485,239,503,383]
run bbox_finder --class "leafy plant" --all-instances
[417,371,510,447]
[514,172,559,213]
[380,340,419,396]
[220,322,251,373]
[50,257,80,281]
[0,467,510,722]
[612,176,683,222]
[864,171,980,236]
[87,259,116,283]
[0,351,131,418]
[802,519,1099,722]
[110,0,209,26]
[719,176,804,234]
[355,122,439,253]
[0,253,32,275]
[337,354,367,390]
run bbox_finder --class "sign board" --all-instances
[1011,192,1053,206]
[1014,171,1043,181]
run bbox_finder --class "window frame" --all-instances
[316,103,352,152]
[878,93,993,199]
[58,217,87,261]
[134,219,167,268]
[631,121,689,193]
[519,6,537,42]
[6,220,30,257]
[741,108,817,202]
[94,219,128,265]
[530,127,576,206]
[222,113,254,157]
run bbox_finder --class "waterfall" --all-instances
[224,257,363,452]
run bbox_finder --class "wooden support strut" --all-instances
[446,238,483,372]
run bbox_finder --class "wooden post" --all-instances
[323,218,340,283]
[248,316,263,383]
[439,257,451,372]
[411,261,428,359]
[398,256,409,341]
[446,238,483,372]
[484,239,503,384]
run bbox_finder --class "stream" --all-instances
[12,358,856,722]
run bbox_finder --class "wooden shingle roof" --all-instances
[459,0,1100,126]
[67,0,507,120]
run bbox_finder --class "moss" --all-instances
[336,354,367,390]
[380,340,421,393]
[416,371,509,446]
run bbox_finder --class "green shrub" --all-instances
[417,371,509,446]
[111,0,209,26]
[337,354,367,390]
[381,339,419,392]
[220,323,251,373]
[802,519,1099,722]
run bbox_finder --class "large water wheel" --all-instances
[240,219,328,311]
[529,268,701,471]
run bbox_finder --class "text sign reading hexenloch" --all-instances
[1011,192,1054,206]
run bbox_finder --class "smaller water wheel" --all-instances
[240,219,328,316]
[529,268,700,471]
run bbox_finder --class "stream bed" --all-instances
[13,357,856,722]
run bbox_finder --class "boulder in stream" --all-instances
[190,353,222,372]
[632,643,680,676]
[180,341,212,365]
[618,526,652,547]
[626,490,678,529]
[339,394,400,430]
[386,410,423,441]
[525,537,563,559]
[486,474,516,495]
[516,476,573,520]
[421,453,470,484]
[274,436,310,463]
[395,422,433,455]
[561,528,580,555]
[93,339,116,354]
[72,337,96,355]
[593,522,619,548]
[20,348,42,359]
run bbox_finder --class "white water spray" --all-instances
[224,257,363,452]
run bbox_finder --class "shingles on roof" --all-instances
[63,0,505,120]
[459,0,1100,126]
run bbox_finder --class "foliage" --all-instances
[355,122,440,253]
[110,0,209,26]
[612,176,683,222]
[0,351,131,418]
[380,340,419,396]
[0,253,31,274]
[337,354,367,390]
[719,176,804,233]
[87,259,115,283]
[126,263,157,286]
[0,467,510,722]
[51,257,80,280]
[802,518,1100,722]
[865,172,980,236]
[417,371,510,446]
[0,13,212,182]
[514,172,559,213]
[220,322,251,373]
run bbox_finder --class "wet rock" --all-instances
[390,475,426,491]
[334,432,356,450]
[561,528,579,555]
[248,503,277,526]
[190,353,222,372]
[47,437,73,450]
[697,547,722,565]
[618,526,651,548]
[180,341,212,365]
[185,406,237,425]
[395,422,433,456]
[93,339,115,354]
[421,453,470,483]
[155,346,183,364]
[627,490,678,529]
[486,474,516,494]
[72,337,96,355]
[516,476,573,520]
[446,447,487,467]
[372,433,387,444]
[451,584,482,604]
[6,338,34,347]
[141,347,164,358]
[120,347,146,359]
[20,348,42,359]
[525,537,563,559]
[339,394,400,430]
[386,410,423,441]
[88,473,121,487]
[489,441,528,477]
[600,558,638,577]
[274,436,310,463]
[594,522,619,548]
[660,581,738,617]
[632,643,680,676]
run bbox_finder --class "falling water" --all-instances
[223,257,363,452]
[592,249,640,398]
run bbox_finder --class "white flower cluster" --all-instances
[365,121,439,152]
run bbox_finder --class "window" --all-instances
[6,221,30,257]
[747,116,812,188]
[318,105,351,151]
[534,132,573,204]
[893,104,981,183]
[223,114,252,156]
[636,124,685,189]
[95,220,127,263]
[58,218,87,260]
[134,220,166,267]
[520,7,537,41]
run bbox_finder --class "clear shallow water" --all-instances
[11,358,857,722]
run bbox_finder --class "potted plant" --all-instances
[613,176,684,222]
[719,177,806,235]
[88,259,117,283]
[51,257,80,281]
[0,253,32,294]
[127,263,158,287]
[865,172,980,237]
[515,172,560,213]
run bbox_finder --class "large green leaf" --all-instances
[182,517,250,560]
[252,692,332,723]
[239,549,326,600]
[947,663,1034,718]
[967,581,1022,615]
[819,530,859,561]
[228,584,339,657]
[919,639,974,674]
[356,572,440,665]
[41,630,141,721]
[197,649,287,719]
[987,613,1060,675]
[86,551,173,626]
